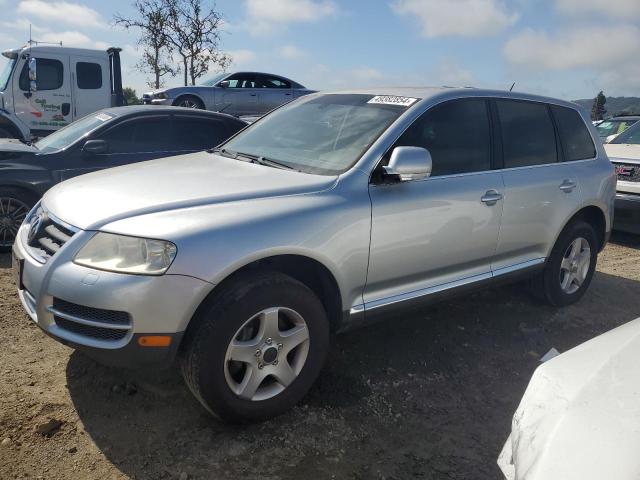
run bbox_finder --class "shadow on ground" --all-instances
[66,268,640,480]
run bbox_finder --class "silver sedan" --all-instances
[142,71,315,117]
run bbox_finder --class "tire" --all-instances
[531,220,598,307]
[173,95,204,109]
[180,271,331,423]
[0,188,37,251]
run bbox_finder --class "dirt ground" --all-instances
[1,233,639,480]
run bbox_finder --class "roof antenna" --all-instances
[509,82,515,92]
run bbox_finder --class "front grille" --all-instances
[26,211,77,262]
[53,298,130,325]
[613,162,640,183]
[51,298,131,342]
[54,317,128,341]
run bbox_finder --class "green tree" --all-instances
[123,87,141,105]
[591,91,607,121]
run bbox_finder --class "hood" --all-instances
[604,144,640,163]
[0,139,38,156]
[501,317,640,480]
[42,152,337,230]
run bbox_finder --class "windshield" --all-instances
[35,112,115,153]
[596,119,638,138]
[221,94,415,175]
[0,57,16,91]
[200,72,228,87]
[610,121,640,144]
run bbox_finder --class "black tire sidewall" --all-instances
[182,273,330,422]
[543,221,597,306]
[0,188,37,250]
[174,95,203,109]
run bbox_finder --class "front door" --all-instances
[12,53,72,134]
[215,73,260,116]
[71,55,109,119]
[365,98,504,309]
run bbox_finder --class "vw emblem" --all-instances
[27,212,43,243]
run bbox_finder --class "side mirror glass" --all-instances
[218,80,230,88]
[82,139,108,156]
[383,146,432,181]
[28,57,37,92]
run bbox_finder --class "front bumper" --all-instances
[614,192,640,234]
[142,97,173,106]
[12,220,212,368]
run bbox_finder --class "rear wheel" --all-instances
[531,220,598,306]
[173,95,204,109]
[0,188,36,250]
[180,271,330,423]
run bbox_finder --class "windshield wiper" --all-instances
[210,148,297,171]
[209,147,238,158]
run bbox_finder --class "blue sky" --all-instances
[1,0,639,100]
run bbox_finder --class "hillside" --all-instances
[573,96,640,117]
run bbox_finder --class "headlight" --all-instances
[74,232,177,275]
[153,92,168,100]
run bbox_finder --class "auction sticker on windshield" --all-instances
[367,95,419,107]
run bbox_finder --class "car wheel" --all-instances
[180,271,330,423]
[532,220,598,307]
[173,95,204,109]
[0,188,36,251]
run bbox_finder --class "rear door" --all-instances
[12,53,72,133]
[71,56,109,119]
[255,74,292,113]
[491,99,586,272]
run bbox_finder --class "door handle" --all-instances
[481,190,503,205]
[559,179,577,193]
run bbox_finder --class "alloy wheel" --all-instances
[0,197,29,247]
[178,99,200,108]
[224,307,310,401]
[559,237,591,295]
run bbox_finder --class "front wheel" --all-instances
[531,220,598,306]
[180,272,330,423]
[173,95,204,109]
[0,188,36,250]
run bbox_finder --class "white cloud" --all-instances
[17,1,106,30]
[503,25,640,70]
[348,66,384,82]
[429,58,475,86]
[278,44,306,59]
[228,49,256,66]
[244,0,337,34]
[556,0,640,18]
[391,0,518,37]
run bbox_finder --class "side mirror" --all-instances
[28,57,37,92]
[218,80,230,88]
[383,146,432,181]
[82,139,108,155]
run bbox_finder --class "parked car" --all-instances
[595,115,640,142]
[142,71,314,117]
[0,45,126,141]
[498,317,640,480]
[0,105,246,248]
[13,88,615,422]
[604,121,640,233]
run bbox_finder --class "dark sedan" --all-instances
[0,106,246,247]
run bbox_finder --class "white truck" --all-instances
[0,44,126,141]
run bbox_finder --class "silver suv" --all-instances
[12,88,615,422]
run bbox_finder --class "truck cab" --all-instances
[0,45,125,141]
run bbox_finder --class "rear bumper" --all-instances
[614,192,640,234]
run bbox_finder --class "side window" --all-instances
[224,74,256,88]
[99,117,173,153]
[496,100,557,168]
[19,58,64,91]
[257,75,290,89]
[76,62,102,89]
[551,105,596,161]
[172,117,229,151]
[390,98,491,176]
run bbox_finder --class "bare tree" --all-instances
[166,0,231,86]
[114,0,176,89]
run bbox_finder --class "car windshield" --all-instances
[0,57,16,91]
[221,94,415,175]
[596,119,638,138]
[35,112,115,153]
[200,73,228,87]
[610,121,640,144]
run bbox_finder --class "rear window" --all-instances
[496,100,557,168]
[551,105,596,161]
[173,117,231,151]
